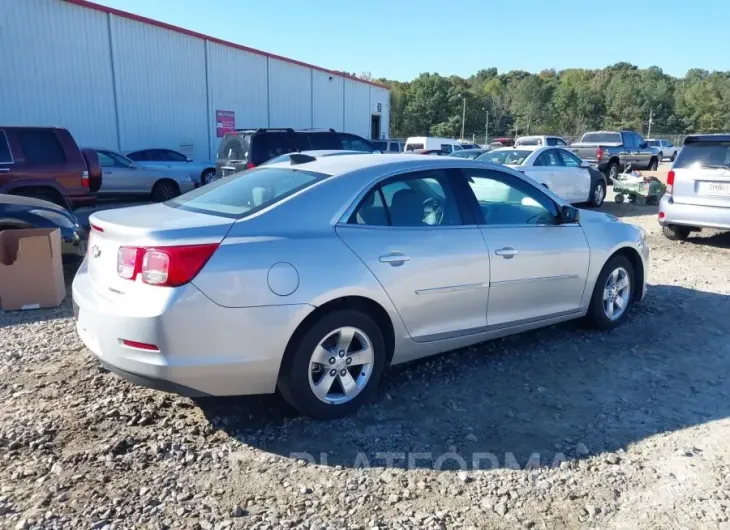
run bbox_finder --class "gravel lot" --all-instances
[2,195,730,529]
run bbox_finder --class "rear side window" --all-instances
[0,131,11,163]
[674,141,730,169]
[535,150,563,167]
[252,133,298,164]
[389,142,400,152]
[306,132,341,150]
[168,166,329,218]
[18,130,66,164]
[217,134,249,161]
[127,150,148,161]
[339,134,373,152]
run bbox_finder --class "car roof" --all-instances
[684,134,730,143]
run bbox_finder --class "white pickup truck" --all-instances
[646,139,679,162]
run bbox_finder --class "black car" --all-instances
[0,194,87,261]
[216,128,377,177]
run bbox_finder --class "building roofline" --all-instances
[62,0,389,90]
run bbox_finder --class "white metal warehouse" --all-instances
[0,0,391,160]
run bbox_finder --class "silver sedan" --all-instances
[73,155,649,419]
[92,148,196,201]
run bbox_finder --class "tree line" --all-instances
[369,63,730,141]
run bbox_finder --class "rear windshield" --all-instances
[580,132,622,144]
[674,141,730,170]
[217,134,249,161]
[167,167,329,218]
[405,143,424,151]
[373,141,388,152]
[478,150,532,165]
[646,140,660,147]
[516,137,541,146]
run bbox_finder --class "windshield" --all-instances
[167,167,329,217]
[580,132,622,144]
[673,141,730,170]
[477,150,532,165]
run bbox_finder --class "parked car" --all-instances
[91,148,196,201]
[0,193,86,261]
[216,128,377,177]
[646,139,679,162]
[0,126,101,209]
[458,142,481,150]
[658,134,730,241]
[490,137,515,147]
[412,149,448,156]
[570,130,659,181]
[126,148,216,186]
[403,137,464,154]
[478,146,607,207]
[449,148,490,160]
[263,150,368,166]
[73,153,648,419]
[373,140,403,153]
[515,135,569,148]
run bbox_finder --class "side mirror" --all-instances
[560,205,580,224]
[580,160,590,168]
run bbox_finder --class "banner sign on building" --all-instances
[216,110,235,137]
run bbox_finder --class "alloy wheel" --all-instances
[603,267,631,320]
[308,327,374,405]
[594,183,605,206]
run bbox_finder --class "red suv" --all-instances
[0,126,102,209]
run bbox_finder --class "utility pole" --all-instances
[460,96,466,141]
[484,109,489,145]
[647,109,653,138]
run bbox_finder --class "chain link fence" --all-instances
[457,132,687,147]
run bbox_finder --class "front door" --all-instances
[336,168,490,342]
[526,149,574,200]
[458,167,590,328]
[557,148,592,202]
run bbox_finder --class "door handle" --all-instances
[379,252,410,266]
[495,247,518,259]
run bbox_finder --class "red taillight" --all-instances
[90,223,104,232]
[596,147,604,161]
[81,170,90,189]
[658,211,665,220]
[121,339,159,351]
[246,161,255,169]
[666,170,675,194]
[116,243,219,287]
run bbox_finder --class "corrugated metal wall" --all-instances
[0,0,390,160]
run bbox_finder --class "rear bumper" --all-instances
[658,195,730,230]
[67,194,96,209]
[72,261,315,397]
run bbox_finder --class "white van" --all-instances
[403,137,465,153]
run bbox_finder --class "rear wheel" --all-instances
[586,255,634,330]
[615,193,625,204]
[606,162,619,183]
[662,224,690,241]
[201,168,216,186]
[648,158,659,171]
[657,151,664,162]
[588,180,606,208]
[670,151,677,162]
[278,309,386,419]
[151,180,180,202]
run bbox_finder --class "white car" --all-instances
[478,146,607,207]
[403,137,464,154]
[646,139,679,162]
[514,135,569,148]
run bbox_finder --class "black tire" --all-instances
[605,162,619,183]
[278,309,387,419]
[151,180,180,202]
[670,151,677,162]
[648,158,659,171]
[662,224,690,241]
[201,168,216,186]
[657,152,663,162]
[586,255,634,330]
[588,180,607,208]
[615,193,625,204]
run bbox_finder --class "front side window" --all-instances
[18,130,66,165]
[556,138,567,146]
[478,150,532,165]
[534,150,564,167]
[169,166,329,218]
[0,131,12,164]
[558,149,582,167]
[461,169,557,226]
[350,170,462,227]
[98,150,134,168]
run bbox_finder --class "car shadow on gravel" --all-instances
[596,198,659,219]
[684,231,730,249]
[198,283,730,471]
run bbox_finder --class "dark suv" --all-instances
[0,126,102,209]
[216,128,376,177]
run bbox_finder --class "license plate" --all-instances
[701,182,730,196]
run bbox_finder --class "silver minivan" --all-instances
[659,134,730,240]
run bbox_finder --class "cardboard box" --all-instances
[0,228,66,311]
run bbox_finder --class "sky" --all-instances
[94,0,730,81]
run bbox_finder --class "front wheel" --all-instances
[588,180,607,208]
[201,169,216,186]
[151,180,180,202]
[586,255,634,330]
[648,158,659,171]
[278,310,387,419]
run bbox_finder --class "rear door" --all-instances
[459,167,589,327]
[13,128,82,195]
[336,168,491,343]
[671,139,730,208]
